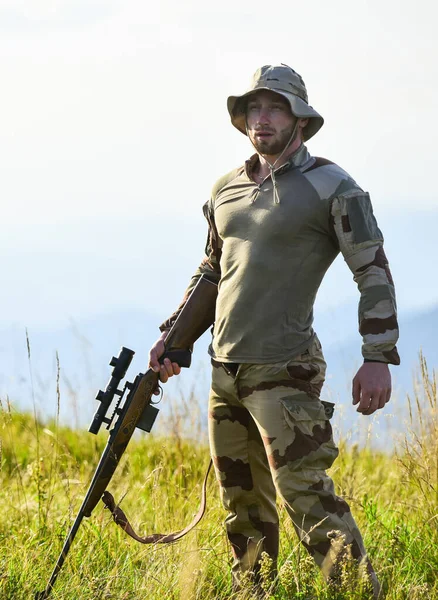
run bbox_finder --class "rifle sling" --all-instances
[101,459,212,544]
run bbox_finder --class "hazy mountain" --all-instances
[324,304,437,391]
[1,303,435,445]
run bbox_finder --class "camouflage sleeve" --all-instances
[330,191,400,365]
[159,199,222,333]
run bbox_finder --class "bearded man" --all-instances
[149,64,399,598]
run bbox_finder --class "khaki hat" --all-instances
[227,64,324,141]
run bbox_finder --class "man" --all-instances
[149,64,399,598]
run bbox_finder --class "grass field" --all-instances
[0,357,437,599]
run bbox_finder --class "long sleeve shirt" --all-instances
[160,144,400,365]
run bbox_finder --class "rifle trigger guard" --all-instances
[151,384,163,404]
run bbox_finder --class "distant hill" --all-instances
[322,303,438,398]
[1,303,436,447]
[2,207,437,437]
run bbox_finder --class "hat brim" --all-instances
[227,88,324,142]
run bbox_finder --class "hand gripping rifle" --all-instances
[36,275,218,599]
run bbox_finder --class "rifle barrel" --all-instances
[35,373,155,597]
[35,513,85,599]
[36,275,218,598]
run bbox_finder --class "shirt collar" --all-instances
[244,143,313,179]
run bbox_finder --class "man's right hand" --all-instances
[148,331,182,394]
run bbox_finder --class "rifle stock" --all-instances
[36,275,217,599]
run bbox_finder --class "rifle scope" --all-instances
[89,346,135,434]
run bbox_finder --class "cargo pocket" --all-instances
[278,396,338,471]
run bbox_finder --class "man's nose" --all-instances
[257,108,271,124]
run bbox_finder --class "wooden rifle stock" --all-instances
[36,275,217,599]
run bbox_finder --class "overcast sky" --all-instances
[1,0,437,329]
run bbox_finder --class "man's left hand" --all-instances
[352,362,392,415]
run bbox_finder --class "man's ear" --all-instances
[298,118,309,129]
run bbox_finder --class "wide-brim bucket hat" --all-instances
[227,64,324,142]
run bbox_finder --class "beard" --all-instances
[249,123,297,156]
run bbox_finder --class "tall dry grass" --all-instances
[0,356,437,599]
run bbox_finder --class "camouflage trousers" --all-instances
[208,337,379,596]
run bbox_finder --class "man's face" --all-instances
[245,90,297,156]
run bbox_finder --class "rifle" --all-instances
[36,275,218,599]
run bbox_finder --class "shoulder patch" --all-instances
[343,192,383,244]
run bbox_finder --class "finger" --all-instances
[162,358,174,377]
[149,350,158,372]
[159,365,169,384]
[385,386,392,405]
[378,389,388,410]
[352,377,361,406]
[172,362,181,376]
[371,388,388,412]
[357,394,370,413]
[363,394,380,415]
[150,350,164,374]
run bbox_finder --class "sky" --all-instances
[1,0,437,332]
